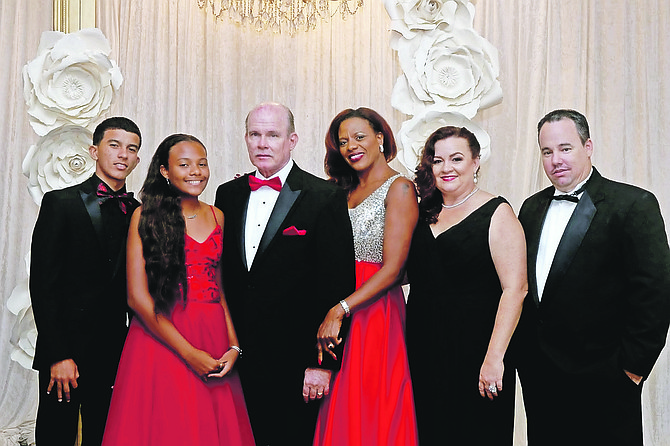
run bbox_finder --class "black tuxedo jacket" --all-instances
[214,164,355,442]
[30,175,139,384]
[516,168,670,378]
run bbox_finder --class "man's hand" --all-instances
[302,368,332,403]
[48,359,79,402]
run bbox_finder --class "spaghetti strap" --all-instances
[209,205,218,225]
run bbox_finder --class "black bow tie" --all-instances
[552,194,579,203]
[97,182,134,214]
[552,185,587,203]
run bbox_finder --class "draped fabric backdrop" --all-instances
[1,1,669,444]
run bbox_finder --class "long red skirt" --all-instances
[313,261,418,446]
[102,301,254,446]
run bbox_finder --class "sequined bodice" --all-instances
[349,174,403,263]
[184,224,223,303]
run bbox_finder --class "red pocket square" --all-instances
[283,226,307,236]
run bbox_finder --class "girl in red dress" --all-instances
[102,134,254,446]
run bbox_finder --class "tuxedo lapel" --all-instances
[525,193,553,305]
[255,167,302,263]
[79,185,105,253]
[543,191,598,301]
[235,177,253,270]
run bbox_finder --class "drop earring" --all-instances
[379,144,384,153]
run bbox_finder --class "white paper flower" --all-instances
[23,28,123,136]
[22,125,95,206]
[392,27,502,118]
[396,110,491,173]
[384,0,475,39]
[7,252,37,371]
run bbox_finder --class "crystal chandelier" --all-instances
[197,0,364,36]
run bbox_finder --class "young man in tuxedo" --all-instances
[516,109,670,445]
[214,103,355,445]
[30,117,142,445]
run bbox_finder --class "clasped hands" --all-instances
[185,347,239,382]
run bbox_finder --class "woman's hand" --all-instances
[183,348,221,381]
[478,357,504,400]
[208,348,240,379]
[316,304,345,364]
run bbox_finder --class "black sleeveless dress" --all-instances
[406,197,515,445]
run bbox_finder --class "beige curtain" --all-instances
[2,0,670,444]
[0,1,50,444]
[97,0,403,199]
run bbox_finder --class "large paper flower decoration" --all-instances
[385,0,474,39]
[22,125,95,205]
[7,253,37,371]
[396,110,491,172]
[392,27,502,118]
[384,0,501,174]
[23,28,123,136]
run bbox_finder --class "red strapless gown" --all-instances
[102,223,254,446]
[313,261,418,446]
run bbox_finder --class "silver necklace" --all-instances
[185,213,197,219]
[442,187,479,209]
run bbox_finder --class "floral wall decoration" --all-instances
[23,125,95,206]
[7,253,36,370]
[9,28,123,370]
[23,28,123,137]
[384,0,502,173]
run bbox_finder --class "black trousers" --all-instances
[518,352,644,446]
[36,368,114,446]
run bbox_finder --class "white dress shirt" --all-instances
[536,169,593,300]
[244,159,293,270]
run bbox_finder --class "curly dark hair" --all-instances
[138,133,206,315]
[324,107,397,193]
[415,126,481,224]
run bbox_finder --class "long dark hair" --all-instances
[415,126,481,224]
[138,133,206,315]
[324,107,397,193]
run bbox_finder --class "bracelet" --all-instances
[229,345,242,356]
[339,300,351,317]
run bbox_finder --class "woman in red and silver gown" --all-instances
[312,108,419,446]
[102,134,254,446]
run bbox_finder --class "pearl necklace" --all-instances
[442,187,479,209]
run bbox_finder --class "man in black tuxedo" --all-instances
[215,102,355,445]
[30,117,141,445]
[516,109,670,445]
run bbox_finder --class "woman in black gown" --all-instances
[406,126,527,445]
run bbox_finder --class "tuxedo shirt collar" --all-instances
[90,173,129,195]
[253,158,293,186]
[552,167,593,198]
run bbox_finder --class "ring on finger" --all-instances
[488,384,497,393]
